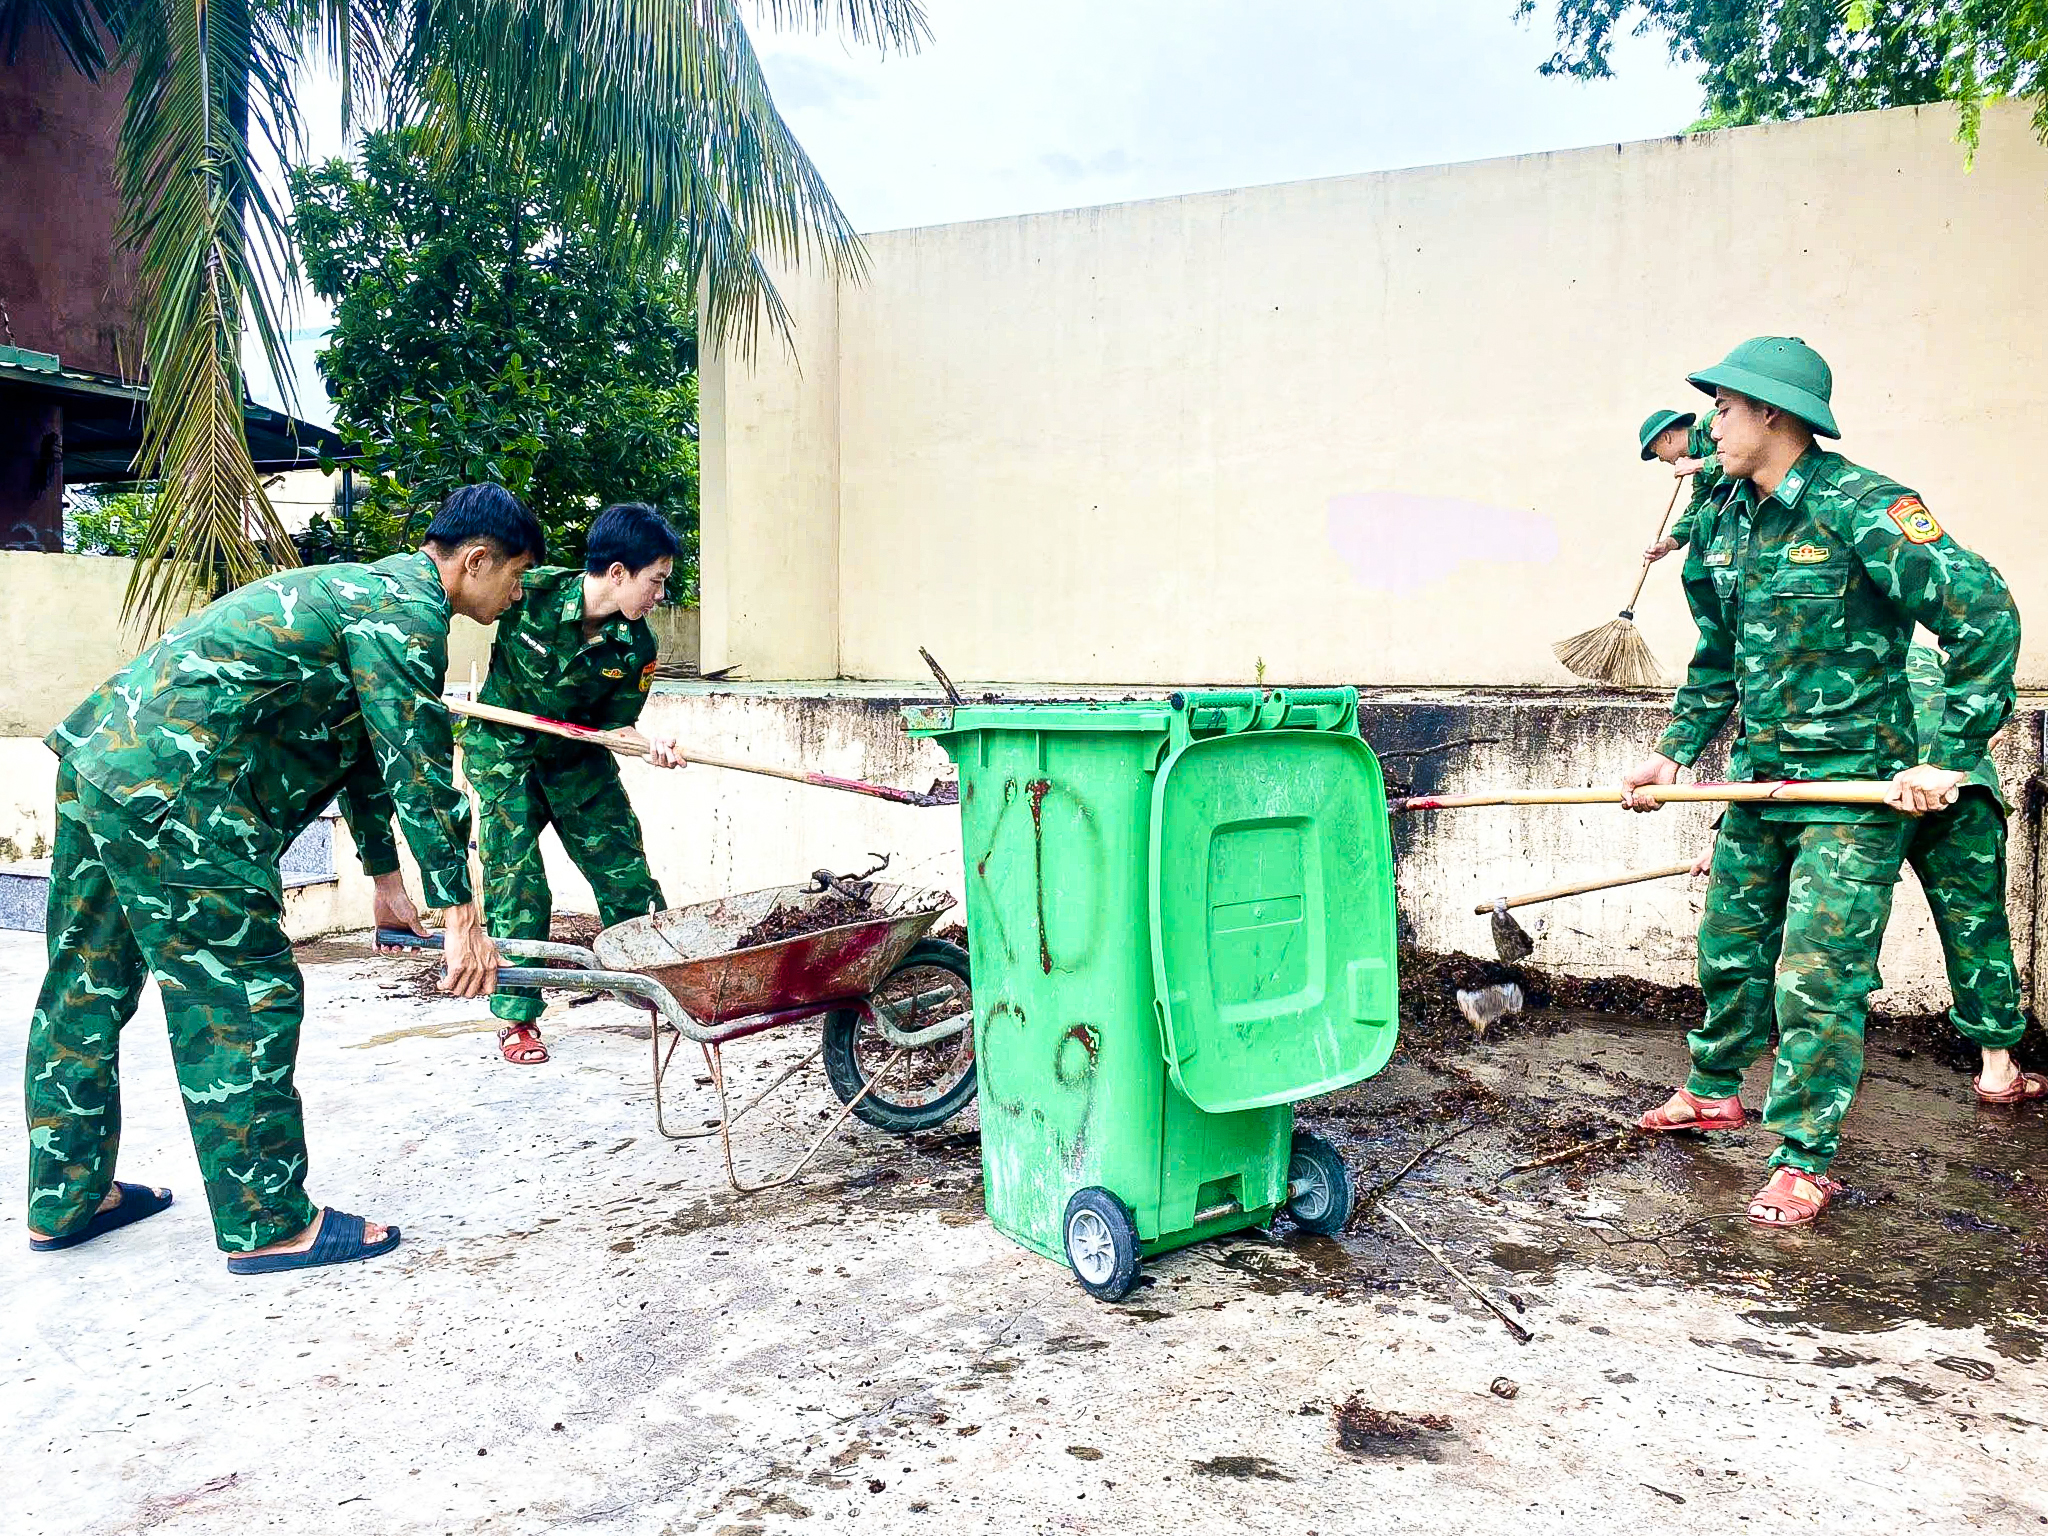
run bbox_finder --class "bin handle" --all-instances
[1169,687,1357,738]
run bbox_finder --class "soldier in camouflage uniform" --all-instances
[1902,645,2042,1103]
[1639,407,1731,562]
[1621,337,2021,1226]
[25,485,542,1268]
[464,502,685,1065]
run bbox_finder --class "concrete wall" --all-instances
[0,552,183,734]
[699,264,841,680]
[702,101,2048,688]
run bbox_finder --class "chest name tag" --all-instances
[1886,495,1943,544]
[1786,544,1832,565]
[519,633,550,657]
[1704,549,1734,567]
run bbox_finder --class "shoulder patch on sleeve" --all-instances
[639,660,657,693]
[1885,495,1943,544]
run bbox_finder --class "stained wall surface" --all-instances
[701,102,2048,687]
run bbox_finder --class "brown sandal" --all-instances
[1638,1087,1745,1133]
[1747,1167,1841,1227]
[498,1023,549,1065]
[1974,1070,2048,1105]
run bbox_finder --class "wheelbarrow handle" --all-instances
[372,930,732,1045]
[373,927,600,969]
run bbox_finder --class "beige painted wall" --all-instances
[701,102,2048,687]
[0,553,181,734]
[698,263,841,680]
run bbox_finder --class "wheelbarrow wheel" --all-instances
[1063,1188,1142,1302]
[1285,1130,1354,1235]
[822,938,976,1133]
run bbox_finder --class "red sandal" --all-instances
[498,1023,549,1065]
[1638,1087,1746,1133]
[1974,1070,2048,1106]
[1747,1167,1842,1227]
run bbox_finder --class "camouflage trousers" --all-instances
[25,762,317,1252]
[1908,788,2025,1052]
[1689,809,1908,1176]
[473,763,665,1025]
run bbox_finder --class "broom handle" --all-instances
[1619,475,1688,618]
[1394,780,1897,813]
[1475,861,1698,914]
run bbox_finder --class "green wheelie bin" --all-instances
[903,687,1400,1301]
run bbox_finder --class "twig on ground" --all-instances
[1495,1130,1636,1185]
[1377,1203,1533,1345]
[1362,1125,1478,1210]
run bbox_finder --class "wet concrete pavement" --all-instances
[4,929,2047,1534]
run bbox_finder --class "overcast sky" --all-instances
[251,1,1702,422]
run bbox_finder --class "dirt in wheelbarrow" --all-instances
[735,894,878,951]
[403,912,607,1000]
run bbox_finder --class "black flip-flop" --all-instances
[225,1209,401,1275]
[30,1182,174,1251]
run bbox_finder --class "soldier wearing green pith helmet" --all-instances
[25,485,543,1273]
[1637,406,1730,563]
[1619,337,2021,1229]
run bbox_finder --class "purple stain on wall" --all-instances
[1326,493,1559,593]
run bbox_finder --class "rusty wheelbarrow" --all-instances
[377,881,974,1193]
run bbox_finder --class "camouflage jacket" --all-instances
[1907,644,2007,812]
[46,551,473,905]
[1659,444,2020,823]
[1667,413,1731,550]
[464,565,658,807]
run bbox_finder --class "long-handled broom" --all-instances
[1552,477,1686,686]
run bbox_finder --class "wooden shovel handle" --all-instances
[443,695,954,806]
[1395,780,1897,813]
[1475,860,1698,914]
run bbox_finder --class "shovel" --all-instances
[444,697,961,808]
[1478,860,1698,961]
[1391,779,1900,814]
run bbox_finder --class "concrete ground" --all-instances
[5,927,2047,1535]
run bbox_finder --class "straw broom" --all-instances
[1553,476,1686,686]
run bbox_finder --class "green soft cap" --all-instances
[1637,409,1696,460]
[1685,335,1839,438]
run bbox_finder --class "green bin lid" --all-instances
[1148,730,1399,1114]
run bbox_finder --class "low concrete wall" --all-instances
[8,683,2036,1013]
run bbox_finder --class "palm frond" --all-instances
[116,0,299,628]
[395,0,922,353]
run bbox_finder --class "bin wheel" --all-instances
[1286,1130,1354,1235]
[822,938,976,1133]
[1062,1188,1142,1302]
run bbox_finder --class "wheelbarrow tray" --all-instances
[593,882,952,1024]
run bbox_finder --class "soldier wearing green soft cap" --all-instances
[25,484,543,1271]
[463,501,687,1066]
[1636,407,1729,562]
[1619,336,2022,1228]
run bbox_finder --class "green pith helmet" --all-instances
[1637,409,1696,460]
[1686,335,1839,439]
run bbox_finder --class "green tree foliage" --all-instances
[66,485,157,557]
[1518,2,2048,144]
[290,131,701,592]
[12,0,926,627]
